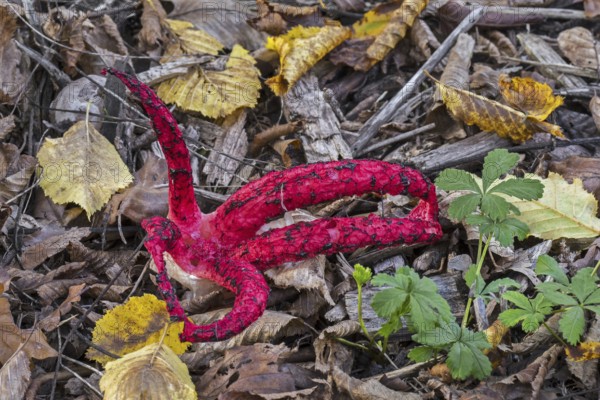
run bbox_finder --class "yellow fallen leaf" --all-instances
[500,173,600,239]
[266,25,351,95]
[87,294,189,365]
[37,121,133,218]
[162,18,224,60]
[498,74,564,121]
[430,73,564,143]
[566,341,600,362]
[157,44,260,118]
[99,343,197,400]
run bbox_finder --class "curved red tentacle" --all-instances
[234,214,442,270]
[179,258,270,342]
[211,160,438,244]
[103,69,203,231]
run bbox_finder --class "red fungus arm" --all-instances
[211,160,438,244]
[234,214,441,270]
[102,69,202,230]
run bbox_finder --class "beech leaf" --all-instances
[37,121,133,218]
[498,73,564,121]
[499,172,600,239]
[157,44,260,118]
[87,294,189,365]
[99,343,197,400]
[429,73,564,143]
[266,25,351,95]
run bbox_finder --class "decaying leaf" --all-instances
[333,365,421,400]
[249,0,324,35]
[584,0,600,17]
[266,25,351,95]
[590,96,600,132]
[36,121,133,218]
[87,294,189,365]
[0,297,58,364]
[197,343,315,398]
[162,18,224,60]
[498,74,564,120]
[429,73,564,143]
[549,156,600,202]
[38,283,86,332]
[484,319,510,353]
[107,154,169,224]
[0,350,30,400]
[500,173,600,240]
[0,3,27,103]
[332,0,427,70]
[0,143,37,203]
[138,0,167,52]
[99,343,197,400]
[566,341,600,362]
[558,27,599,70]
[157,44,260,118]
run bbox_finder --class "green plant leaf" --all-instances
[488,178,544,200]
[435,169,481,193]
[535,255,569,285]
[481,278,520,296]
[535,285,578,306]
[571,268,599,304]
[559,306,585,345]
[372,268,453,331]
[481,194,512,221]
[447,193,481,221]
[492,218,529,247]
[408,346,436,362]
[500,292,553,332]
[352,263,372,286]
[482,149,519,192]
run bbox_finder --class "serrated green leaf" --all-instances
[488,178,544,200]
[482,149,520,192]
[583,288,600,306]
[481,194,511,221]
[464,264,478,288]
[408,346,436,362]
[559,306,585,345]
[352,264,372,286]
[498,308,531,328]
[535,255,569,285]
[371,288,409,318]
[377,315,403,339]
[500,292,552,332]
[571,268,599,304]
[492,218,529,247]
[535,287,577,306]
[465,214,492,228]
[371,274,402,288]
[448,193,481,221]
[584,305,600,314]
[445,331,492,380]
[413,322,460,347]
[502,291,533,310]
[435,169,481,193]
[481,278,520,296]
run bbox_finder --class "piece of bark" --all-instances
[518,33,587,89]
[283,74,352,162]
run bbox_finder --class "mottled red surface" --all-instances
[103,69,442,342]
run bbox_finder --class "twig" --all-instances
[351,6,486,153]
[356,123,436,156]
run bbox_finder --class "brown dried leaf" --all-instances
[314,321,360,373]
[38,283,86,332]
[80,15,128,72]
[332,366,421,400]
[549,156,600,203]
[0,350,30,400]
[14,228,91,270]
[249,0,324,35]
[266,25,351,95]
[584,0,600,17]
[197,344,309,398]
[138,0,168,52]
[0,4,26,103]
[558,27,599,70]
[0,114,16,141]
[430,73,564,143]
[107,154,169,224]
[0,297,58,364]
[42,9,88,76]
[0,143,37,203]
[272,139,303,167]
[249,122,300,155]
[498,74,564,120]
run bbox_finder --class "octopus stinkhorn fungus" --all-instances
[103,68,442,342]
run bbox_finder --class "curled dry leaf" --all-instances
[0,143,37,203]
[107,154,169,224]
[266,25,351,95]
[87,294,189,365]
[0,115,16,141]
[99,342,197,400]
[0,297,58,364]
[0,3,27,103]
[273,138,304,167]
[38,283,86,332]
[500,173,600,239]
[332,366,421,400]
[549,156,600,202]
[498,74,564,120]
[197,343,312,398]
[36,121,133,218]
[0,350,30,400]
[138,0,167,52]
[558,27,599,70]
[249,0,324,35]
[162,18,224,60]
[429,73,564,143]
[156,45,260,118]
